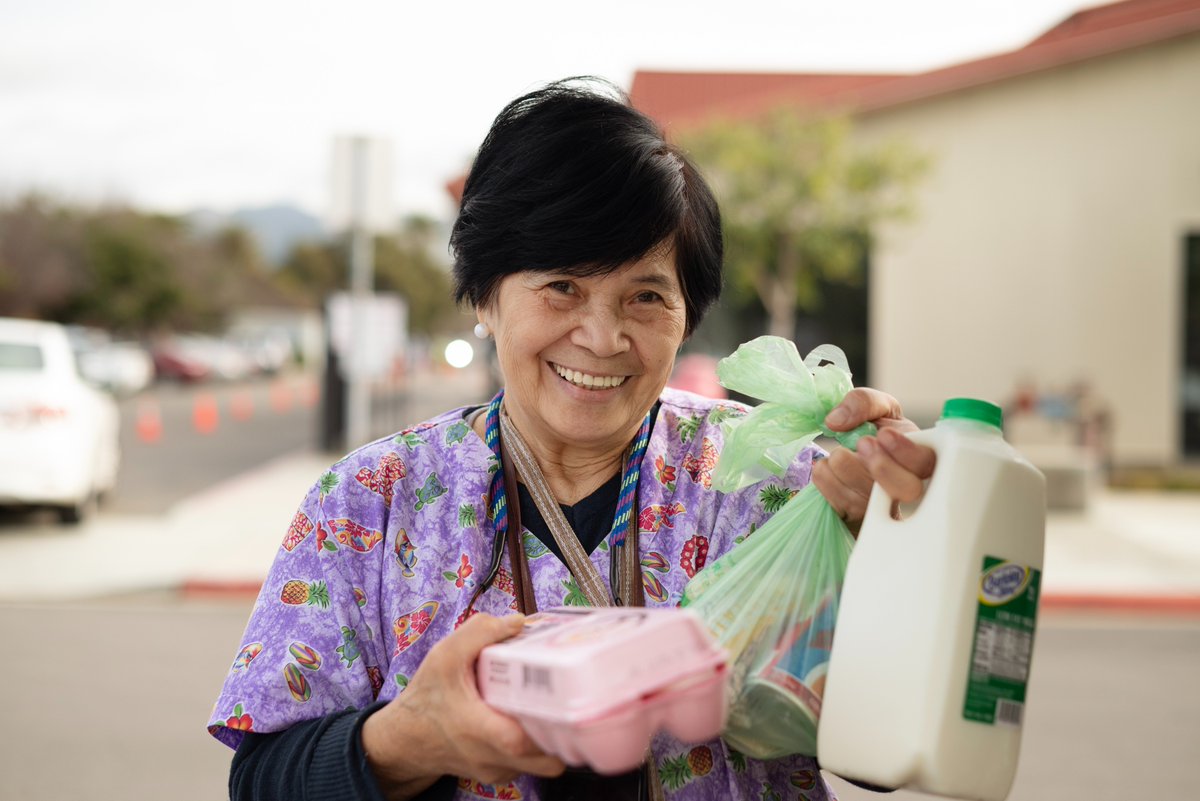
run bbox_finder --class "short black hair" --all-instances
[451,77,722,337]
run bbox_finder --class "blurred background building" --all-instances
[630,0,1200,469]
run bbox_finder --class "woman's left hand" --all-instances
[813,388,937,533]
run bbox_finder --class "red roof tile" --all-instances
[853,0,1200,113]
[630,0,1200,129]
[447,0,1200,199]
[1030,0,1200,45]
[629,72,900,131]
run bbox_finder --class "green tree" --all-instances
[277,240,344,300]
[373,216,458,336]
[277,215,459,337]
[682,111,927,341]
[68,217,185,331]
[0,194,309,334]
[0,195,88,320]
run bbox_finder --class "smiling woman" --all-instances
[208,77,931,801]
[479,256,689,504]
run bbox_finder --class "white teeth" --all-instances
[554,364,627,390]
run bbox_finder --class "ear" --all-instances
[474,300,496,329]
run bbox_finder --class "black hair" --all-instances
[450,77,722,336]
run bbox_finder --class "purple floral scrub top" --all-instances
[208,388,837,801]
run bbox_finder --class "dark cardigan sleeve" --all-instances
[229,703,458,801]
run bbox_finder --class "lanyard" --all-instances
[469,389,651,610]
[467,390,665,801]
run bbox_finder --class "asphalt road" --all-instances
[0,597,1194,801]
[108,375,322,515]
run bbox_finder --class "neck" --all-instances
[481,404,636,506]
[521,443,625,506]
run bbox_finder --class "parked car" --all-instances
[231,328,293,374]
[0,318,121,523]
[151,337,211,383]
[176,334,256,381]
[68,328,155,397]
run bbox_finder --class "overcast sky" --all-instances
[1,0,1090,223]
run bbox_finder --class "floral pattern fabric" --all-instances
[208,388,835,801]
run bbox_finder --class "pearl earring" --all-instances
[473,322,491,339]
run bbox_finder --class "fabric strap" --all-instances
[499,408,620,607]
[495,401,664,801]
[501,444,537,614]
[468,391,664,801]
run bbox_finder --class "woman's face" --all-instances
[480,248,688,456]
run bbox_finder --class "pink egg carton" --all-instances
[477,607,729,775]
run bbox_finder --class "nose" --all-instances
[570,301,630,357]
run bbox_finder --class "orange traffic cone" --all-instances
[231,390,254,421]
[135,399,163,444]
[269,380,293,413]
[298,378,319,408]
[193,393,219,434]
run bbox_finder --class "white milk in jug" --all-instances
[817,398,1045,801]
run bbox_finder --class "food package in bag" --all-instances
[681,336,873,759]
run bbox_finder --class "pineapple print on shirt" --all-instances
[279,579,330,609]
[659,745,715,792]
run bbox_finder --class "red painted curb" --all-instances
[1041,593,1200,614]
[183,579,263,598]
[179,580,1200,615]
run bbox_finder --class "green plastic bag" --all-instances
[681,336,874,759]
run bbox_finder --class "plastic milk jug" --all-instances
[817,398,1045,801]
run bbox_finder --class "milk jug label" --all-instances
[963,556,1040,726]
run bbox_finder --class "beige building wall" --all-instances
[854,33,1200,465]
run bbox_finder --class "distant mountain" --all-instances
[187,203,327,266]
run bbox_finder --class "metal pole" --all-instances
[346,137,373,451]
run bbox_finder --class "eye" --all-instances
[546,280,574,294]
[634,290,663,303]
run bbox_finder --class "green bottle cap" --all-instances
[941,397,1003,430]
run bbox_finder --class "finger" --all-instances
[812,449,871,521]
[825,445,873,497]
[857,436,926,505]
[473,754,565,784]
[475,715,542,758]
[874,416,920,435]
[877,427,937,479]
[516,754,568,778]
[471,714,566,775]
[825,388,905,431]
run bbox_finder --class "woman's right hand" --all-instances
[361,613,567,799]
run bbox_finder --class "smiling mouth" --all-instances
[552,363,628,390]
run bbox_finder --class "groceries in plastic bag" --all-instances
[681,336,873,759]
[477,607,728,775]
